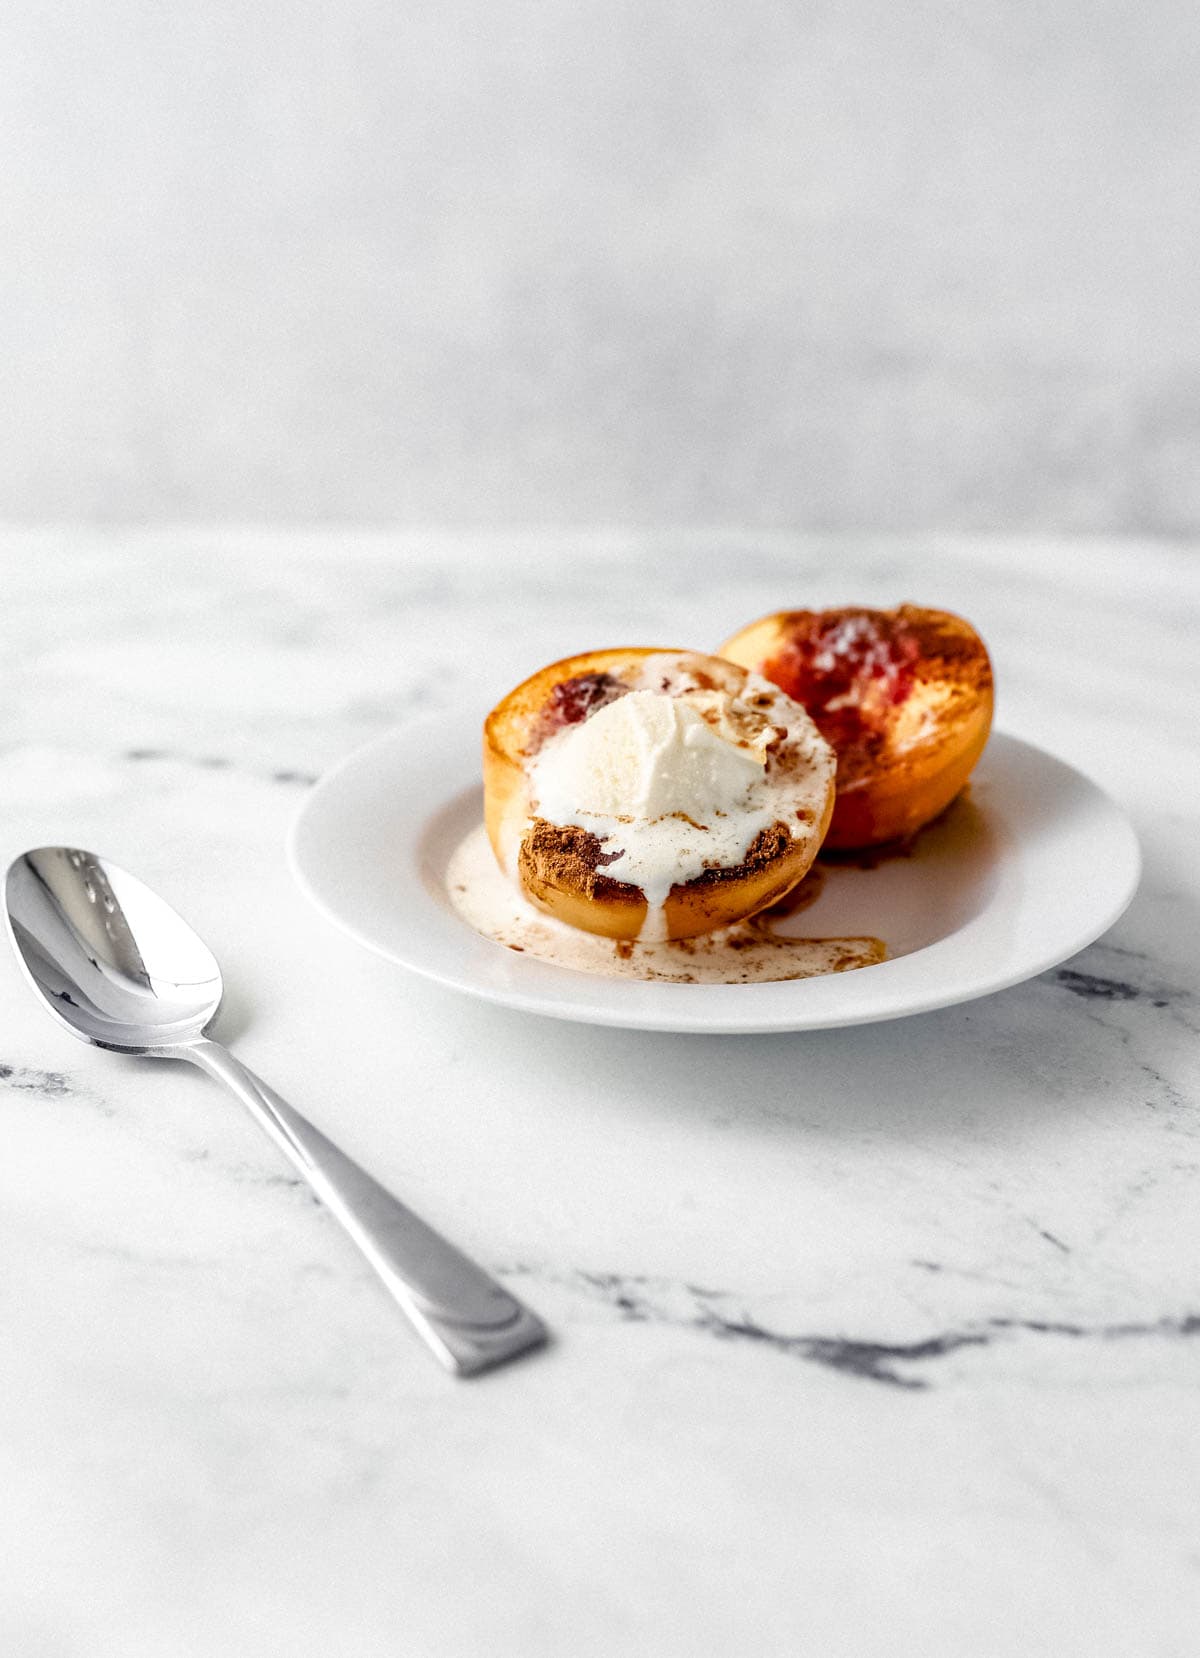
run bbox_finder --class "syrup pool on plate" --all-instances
[445,824,886,985]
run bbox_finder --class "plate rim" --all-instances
[286,717,1142,1034]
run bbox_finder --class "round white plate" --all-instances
[287,716,1140,1034]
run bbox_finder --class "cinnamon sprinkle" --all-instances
[518,819,644,905]
[687,821,792,886]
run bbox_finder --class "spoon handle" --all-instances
[186,1039,547,1376]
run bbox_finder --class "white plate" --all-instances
[287,717,1140,1034]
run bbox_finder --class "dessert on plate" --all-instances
[719,605,993,848]
[445,607,992,984]
[483,648,836,941]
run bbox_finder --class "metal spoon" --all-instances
[5,846,546,1377]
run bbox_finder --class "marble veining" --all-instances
[500,1263,1200,1390]
[124,747,321,786]
[0,1061,73,1097]
[0,530,1198,1658]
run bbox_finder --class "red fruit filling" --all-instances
[764,611,919,751]
[546,671,624,727]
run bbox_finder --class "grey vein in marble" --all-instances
[509,1265,1200,1390]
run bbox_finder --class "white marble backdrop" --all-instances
[0,530,1197,1657]
[3,3,1199,529]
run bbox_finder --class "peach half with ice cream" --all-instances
[483,649,836,941]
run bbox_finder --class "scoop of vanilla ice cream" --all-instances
[533,689,764,824]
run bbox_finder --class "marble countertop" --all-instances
[1,529,1197,1658]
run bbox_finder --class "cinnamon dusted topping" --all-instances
[518,818,644,905]
[688,821,792,887]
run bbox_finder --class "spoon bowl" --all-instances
[5,847,222,1052]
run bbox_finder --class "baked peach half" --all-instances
[484,648,835,941]
[718,606,993,849]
